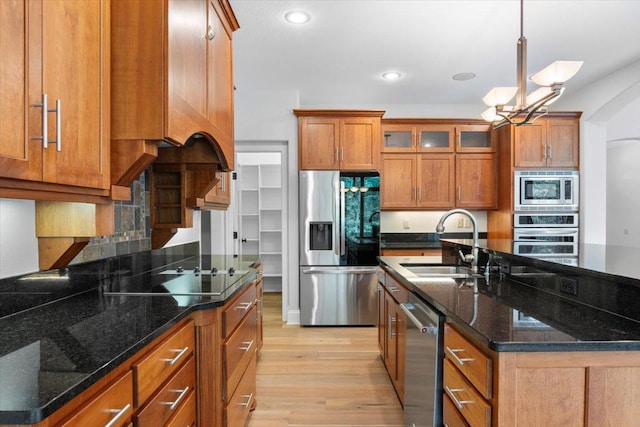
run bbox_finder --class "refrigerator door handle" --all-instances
[340,179,346,256]
[334,178,341,256]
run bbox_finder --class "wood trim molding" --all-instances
[293,109,386,118]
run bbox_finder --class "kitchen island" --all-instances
[379,239,640,426]
[0,243,261,426]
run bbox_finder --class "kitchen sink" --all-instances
[400,264,474,279]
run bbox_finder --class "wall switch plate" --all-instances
[403,219,410,229]
[457,218,464,227]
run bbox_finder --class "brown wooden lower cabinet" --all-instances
[445,322,640,426]
[14,279,264,427]
[378,268,408,403]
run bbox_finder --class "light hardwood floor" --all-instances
[247,292,404,427]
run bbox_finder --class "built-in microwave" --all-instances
[514,170,579,211]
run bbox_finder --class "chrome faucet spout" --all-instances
[436,209,480,272]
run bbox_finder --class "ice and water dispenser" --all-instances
[309,222,332,250]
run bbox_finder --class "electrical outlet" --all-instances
[403,219,410,229]
[559,277,578,296]
[464,218,471,228]
[457,218,464,227]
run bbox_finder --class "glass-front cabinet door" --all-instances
[416,125,454,152]
[456,124,494,152]
[382,125,415,152]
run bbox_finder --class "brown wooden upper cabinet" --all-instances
[0,0,110,198]
[381,154,455,209]
[514,117,579,168]
[380,119,496,209]
[111,0,239,170]
[295,110,385,171]
[382,124,455,153]
[381,121,494,153]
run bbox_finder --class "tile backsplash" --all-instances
[70,170,151,264]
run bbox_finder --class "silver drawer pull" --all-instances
[239,393,253,408]
[446,346,475,365]
[236,302,252,311]
[240,340,254,352]
[162,346,189,366]
[104,403,131,427]
[162,386,190,410]
[444,386,474,409]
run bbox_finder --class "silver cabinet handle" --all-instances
[548,143,553,161]
[163,386,190,410]
[240,340,254,352]
[239,393,253,408]
[543,143,547,160]
[444,386,474,409]
[388,286,399,293]
[206,24,215,40]
[53,99,61,151]
[104,403,131,427]
[162,346,189,366]
[389,315,396,337]
[446,346,475,365]
[34,93,48,147]
[235,301,252,311]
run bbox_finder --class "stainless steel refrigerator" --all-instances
[299,171,380,326]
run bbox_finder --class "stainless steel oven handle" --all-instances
[340,180,346,256]
[334,178,340,256]
[400,303,438,335]
[516,229,578,235]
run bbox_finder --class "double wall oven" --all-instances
[513,171,580,264]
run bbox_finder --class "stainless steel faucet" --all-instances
[436,208,479,273]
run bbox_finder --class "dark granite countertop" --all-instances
[380,232,487,249]
[0,245,259,425]
[380,239,640,353]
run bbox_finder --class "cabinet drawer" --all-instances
[444,359,491,427]
[223,282,257,338]
[384,273,408,303]
[133,320,195,405]
[444,324,492,399]
[443,393,470,427]
[165,388,196,427]
[225,304,258,398]
[61,371,133,427]
[135,355,195,426]
[225,352,257,427]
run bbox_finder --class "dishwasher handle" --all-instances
[400,302,438,335]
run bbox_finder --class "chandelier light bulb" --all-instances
[482,87,518,107]
[530,61,584,86]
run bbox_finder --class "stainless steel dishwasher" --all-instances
[401,292,444,427]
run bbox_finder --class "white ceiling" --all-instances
[229,0,640,111]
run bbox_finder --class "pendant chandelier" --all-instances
[481,0,583,129]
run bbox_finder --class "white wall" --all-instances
[233,88,300,323]
[0,199,39,277]
[554,59,640,244]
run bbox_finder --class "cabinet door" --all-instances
[382,124,416,152]
[417,154,455,208]
[298,117,340,169]
[381,154,416,208]
[166,0,208,142]
[0,1,41,181]
[340,116,379,170]
[456,124,493,153]
[514,121,546,167]
[546,118,579,168]
[416,125,455,152]
[207,0,235,160]
[456,154,497,209]
[384,290,397,379]
[41,0,109,189]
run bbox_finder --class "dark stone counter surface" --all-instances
[380,232,488,249]
[0,243,259,425]
[380,238,640,353]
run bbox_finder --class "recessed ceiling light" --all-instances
[284,11,311,24]
[452,72,476,81]
[382,72,402,81]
